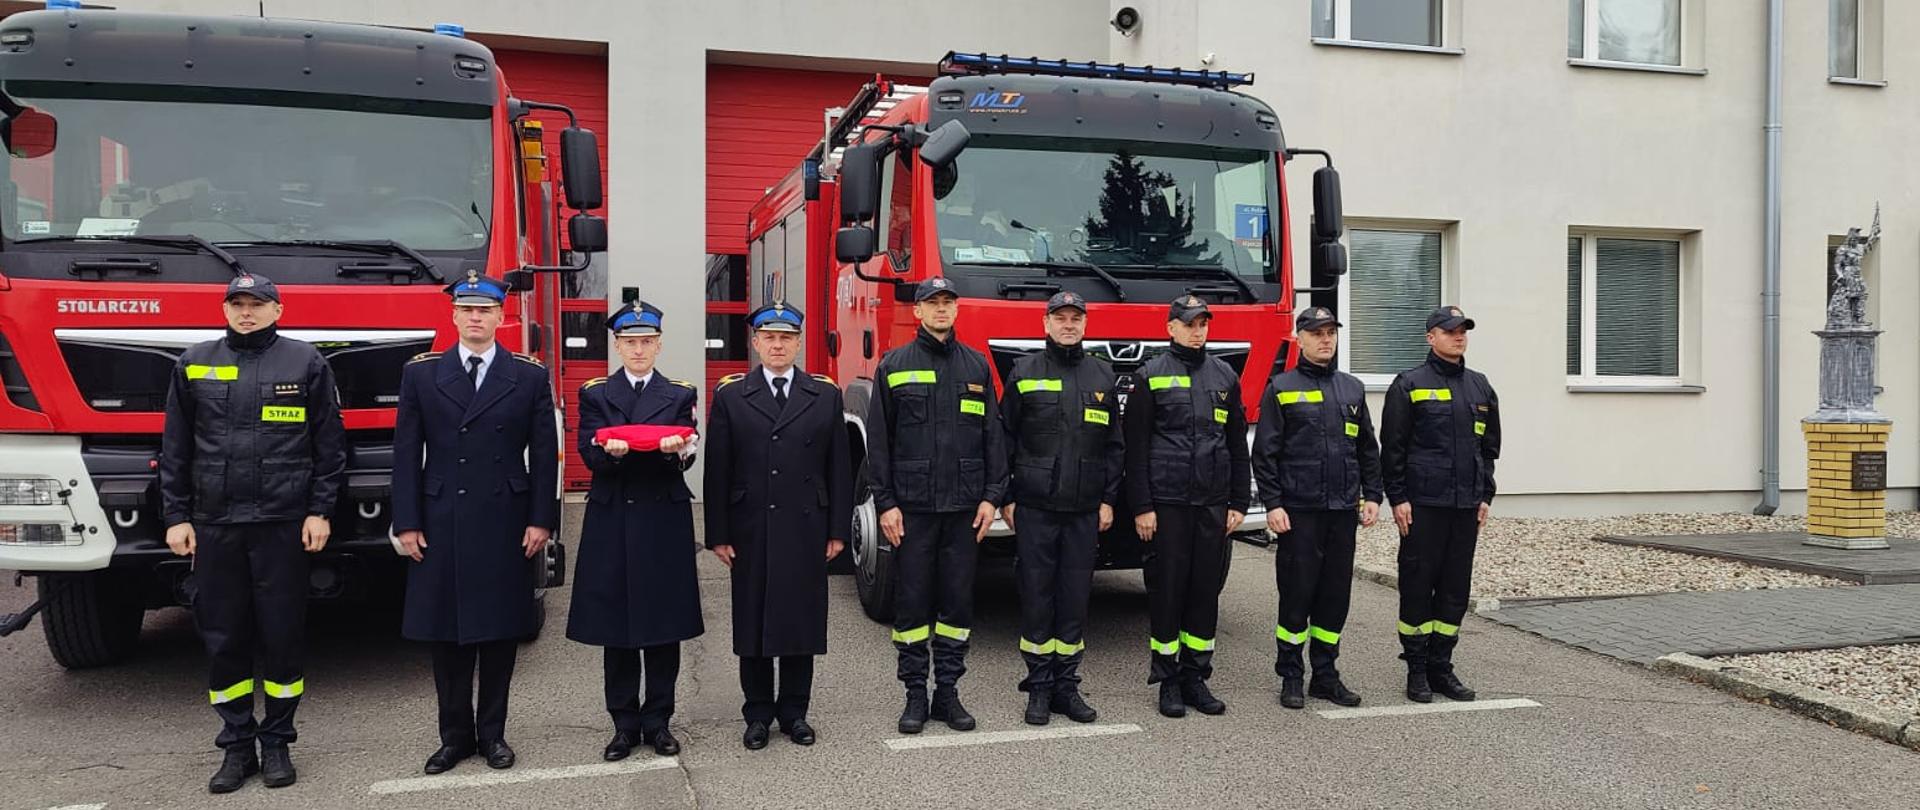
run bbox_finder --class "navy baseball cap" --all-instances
[1046,290,1086,314]
[914,276,959,302]
[1425,305,1475,331]
[749,302,804,333]
[1296,306,1342,331]
[444,271,508,307]
[608,302,664,336]
[224,274,280,304]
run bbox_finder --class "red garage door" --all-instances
[705,64,870,392]
[496,48,608,491]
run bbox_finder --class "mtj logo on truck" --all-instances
[968,91,1027,113]
[56,299,162,315]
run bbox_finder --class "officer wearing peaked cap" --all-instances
[705,302,852,750]
[392,271,560,774]
[567,301,704,761]
[159,273,345,793]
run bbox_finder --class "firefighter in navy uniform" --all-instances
[1252,306,1383,710]
[1380,306,1501,703]
[566,302,703,761]
[391,273,560,774]
[999,290,1124,726]
[158,273,346,794]
[865,276,1007,735]
[1124,295,1249,719]
[704,303,852,751]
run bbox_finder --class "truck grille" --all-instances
[54,329,434,412]
[987,339,1252,392]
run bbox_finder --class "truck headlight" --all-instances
[0,478,64,506]
[0,523,72,544]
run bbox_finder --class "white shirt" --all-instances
[762,366,796,394]
[458,343,499,389]
[622,369,655,392]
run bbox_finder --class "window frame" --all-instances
[1828,0,1887,86]
[1329,219,1454,388]
[1569,0,1706,75]
[1566,228,1693,389]
[1311,0,1463,55]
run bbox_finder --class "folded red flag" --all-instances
[593,424,697,450]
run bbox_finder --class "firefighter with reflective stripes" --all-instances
[865,276,1007,734]
[1124,295,1249,718]
[1380,306,1501,703]
[158,274,346,793]
[1252,306,1383,709]
[998,290,1124,726]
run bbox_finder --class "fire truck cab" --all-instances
[0,6,605,667]
[747,53,1348,621]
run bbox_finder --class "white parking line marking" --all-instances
[43,805,107,810]
[883,723,1143,751]
[367,758,680,795]
[1317,697,1542,719]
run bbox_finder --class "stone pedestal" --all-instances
[1802,420,1892,550]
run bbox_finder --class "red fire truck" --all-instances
[0,7,605,667]
[746,53,1348,620]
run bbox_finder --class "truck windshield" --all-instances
[1,82,493,254]
[933,134,1278,283]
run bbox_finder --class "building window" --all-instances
[1344,226,1445,379]
[1569,0,1697,69]
[1312,0,1448,50]
[1567,232,1684,382]
[1829,0,1885,83]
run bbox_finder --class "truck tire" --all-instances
[39,572,144,670]
[850,461,896,623]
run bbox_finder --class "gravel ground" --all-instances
[1351,511,1864,599]
[1719,644,1920,719]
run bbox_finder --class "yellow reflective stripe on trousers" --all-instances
[1308,626,1341,645]
[960,399,986,416]
[1083,408,1110,425]
[1277,390,1324,405]
[1017,378,1063,394]
[933,622,971,641]
[893,625,931,644]
[1150,637,1180,655]
[262,679,305,699]
[1275,625,1308,645]
[1020,638,1055,655]
[1409,388,1452,402]
[185,364,239,381]
[1431,621,1461,637]
[1398,620,1435,636]
[1053,639,1086,655]
[209,679,255,705]
[1178,631,1215,652]
[1147,375,1190,390]
[887,369,937,388]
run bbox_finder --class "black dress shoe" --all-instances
[259,744,296,789]
[603,732,638,762]
[208,745,259,794]
[424,744,474,775]
[480,739,515,770]
[645,728,681,756]
[781,719,817,746]
[743,721,770,750]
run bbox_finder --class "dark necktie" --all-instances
[772,376,789,410]
[467,355,483,389]
[633,376,647,398]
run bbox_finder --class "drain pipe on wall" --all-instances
[1755,0,1784,515]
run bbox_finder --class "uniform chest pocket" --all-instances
[1473,402,1494,437]
[259,383,307,428]
[1017,380,1064,431]
[894,389,931,425]
[1152,386,1193,429]
[1080,391,1112,427]
[1409,387,1454,435]
[1206,390,1231,432]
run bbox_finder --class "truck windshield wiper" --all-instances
[954,259,1127,302]
[15,234,246,276]
[220,239,444,283]
[1099,261,1258,304]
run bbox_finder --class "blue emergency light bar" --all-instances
[939,51,1253,90]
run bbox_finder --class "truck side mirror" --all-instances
[918,119,970,169]
[559,126,602,212]
[838,141,884,223]
[836,226,876,264]
[568,213,608,254]
[2,107,57,159]
[1310,240,1347,287]
[1312,165,1343,241]
[803,157,822,201]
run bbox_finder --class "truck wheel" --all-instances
[851,462,896,623]
[39,572,144,669]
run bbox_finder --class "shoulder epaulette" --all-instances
[716,373,746,390]
[407,352,436,364]
[811,373,835,385]
[512,352,544,367]
[583,376,608,389]
[671,379,696,389]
